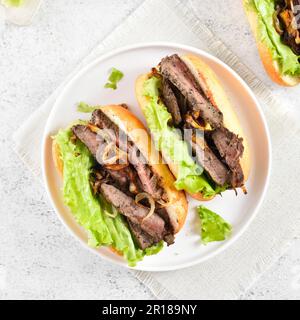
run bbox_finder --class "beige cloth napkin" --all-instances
[13,0,300,299]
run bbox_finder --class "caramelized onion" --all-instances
[295,30,300,44]
[102,142,117,164]
[157,198,173,208]
[102,142,127,165]
[87,123,100,133]
[104,206,118,218]
[185,114,206,130]
[105,163,129,171]
[289,0,294,14]
[88,123,111,141]
[273,9,284,35]
[135,193,155,221]
[129,182,138,194]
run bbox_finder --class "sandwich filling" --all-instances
[72,109,177,248]
[54,106,185,266]
[274,0,300,55]
[142,54,245,197]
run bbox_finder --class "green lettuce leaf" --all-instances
[54,126,163,266]
[249,0,300,76]
[104,67,124,90]
[142,76,219,198]
[197,205,232,244]
[1,0,24,7]
[77,102,101,113]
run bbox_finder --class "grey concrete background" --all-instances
[0,0,300,299]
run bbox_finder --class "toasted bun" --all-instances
[135,55,250,200]
[52,104,187,235]
[52,139,64,177]
[243,0,300,86]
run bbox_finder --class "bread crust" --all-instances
[52,139,63,177]
[135,54,250,200]
[243,0,300,86]
[52,105,188,235]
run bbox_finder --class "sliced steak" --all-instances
[161,77,182,126]
[229,163,244,189]
[73,123,144,195]
[192,141,229,186]
[211,127,244,187]
[127,220,155,249]
[211,128,244,169]
[106,168,129,189]
[106,166,143,195]
[128,147,164,201]
[91,109,119,142]
[91,109,166,201]
[72,125,100,157]
[160,54,223,128]
[172,84,188,116]
[100,183,166,242]
[164,233,175,246]
[73,124,117,167]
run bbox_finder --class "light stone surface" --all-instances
[0,0,299,300]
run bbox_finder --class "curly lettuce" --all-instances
[54,127,163,266]
[197,206,232,244]
[77,102,101,113]
[1,0,24,7]
[143,76,219,198]
[104,68,124,90]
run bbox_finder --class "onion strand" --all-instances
[104,206,118,219]
[102,142,127,166]
[135,193,155,221]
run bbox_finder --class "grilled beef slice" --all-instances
[91,109,166,201]
[72,124,116,167]
[105,168,129,189]
[100,183,166,242]
[192,141,229,186]
[127,220,155,249]
[90,172,157,249]
[72,125,100,157]
[91,109,119,142]
[102,166,142,195]
[161,77,182,126]
[156,208,175,245]
[128,147,164,200]
[160,54,223,128]
[210,127,244,188]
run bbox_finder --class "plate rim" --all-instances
[41,41,272,271]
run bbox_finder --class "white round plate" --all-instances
[42,43,271,271]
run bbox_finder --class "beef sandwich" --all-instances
[136,54,250,201]
[244,0,300,86]
[52,104,187,266]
